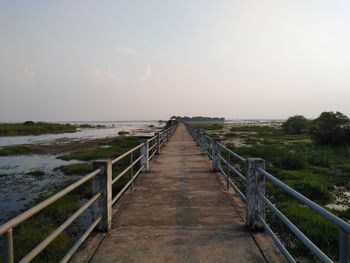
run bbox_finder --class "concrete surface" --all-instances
[76,124,283,263]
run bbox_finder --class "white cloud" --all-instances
[16,68,35,86]
[91,68,118,81]
[113,46,139,55]
[139,64,152,80]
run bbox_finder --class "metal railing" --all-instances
[0,123,178,263]
[184,122,350,263]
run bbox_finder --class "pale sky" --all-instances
[1,0,350,121]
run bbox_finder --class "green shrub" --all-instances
[306,147,333,167]
[285,180,332,204]
[278,150,307,170]
[311,111,350,146]
[282,115,310,134]
[339,163,350,172]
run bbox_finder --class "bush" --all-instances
[311,111,350,146]
[282,115,310,134]
[306,147,333,167]
[279,150,307,170]
[286,180,333,204]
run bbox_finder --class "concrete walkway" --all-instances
[84,124,282,263]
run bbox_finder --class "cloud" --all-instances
[16,68,35,86]
[139,64,152,80]
[113,46,140,55]
[91,68,118,81]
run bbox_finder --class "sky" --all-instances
[1,0,350,121]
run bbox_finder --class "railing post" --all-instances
[2,229,14,263]
[140,139,149,172]
[339,230,349,263]
[199,131,205,152]
[196,130,200,146]
[92,159,112,232]
[212,138,221,172]
[202,133,208,155]
[246,158,265,231]
[155,132,161,155]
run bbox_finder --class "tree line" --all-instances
[283,111,350,146]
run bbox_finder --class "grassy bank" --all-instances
[58,137,140,161]
[199,123,350,261]
[0,145,33,156]
[0,122,77,136]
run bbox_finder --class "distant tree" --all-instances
[282,115,310,134]
[23,121,35,125]
[311,111,350,146]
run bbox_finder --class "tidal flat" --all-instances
[0,121,163,223]
[0,121,163,262]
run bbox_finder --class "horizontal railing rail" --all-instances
[184,121,350,263]
[0,122,178,263]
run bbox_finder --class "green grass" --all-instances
[0,122,76,136]
[199,123,350,261]
[54,162,93,175]
[2,192,82,263]
[280,203,339,259]
[59,137,140,161]
[339,162,350,172]
[0,145,33,156]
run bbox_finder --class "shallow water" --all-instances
[0,121,162,147]
[0,155,80,223]
[0,121,163,223]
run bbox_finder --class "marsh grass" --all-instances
[0,145,33,156]
[54,163,93,175]
[6,192,82,263]
[59,137,140,161]
[199,123,349,261]
[0,122,76,136]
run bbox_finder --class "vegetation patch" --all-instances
[193,123,224,131]
[2,191,82,263]
[118,130,129,135]
[198,113,350,260]
[0,121,76,136]
[0,145,33,156]
[26,169,45,177]
[280,203,338,258]
[54,162,93,175]
[58,137,140,161]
